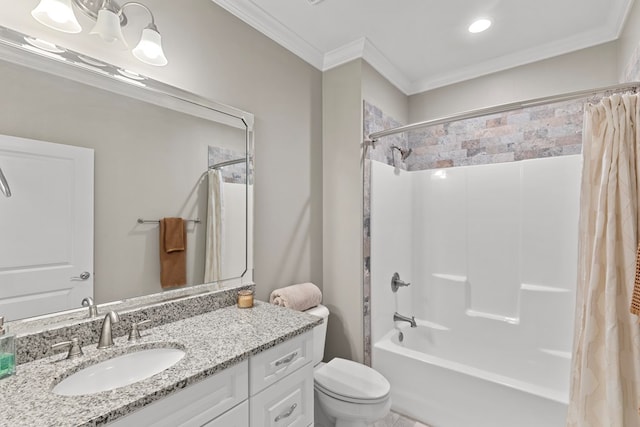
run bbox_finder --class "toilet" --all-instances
[306,305,391,427]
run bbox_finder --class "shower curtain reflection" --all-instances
[204,168,223,283]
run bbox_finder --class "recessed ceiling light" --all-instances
[469,18,492,33]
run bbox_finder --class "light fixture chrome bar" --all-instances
[0,167,11,198]
[73,0,127,25]
[368,82,640,142]
[209,158,246,170]
[137,218,201,224]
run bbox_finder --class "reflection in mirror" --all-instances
[0,26,254,322]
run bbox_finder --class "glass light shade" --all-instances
[90,9,128,49]
[31,0,81,34]
[132,28,168,66]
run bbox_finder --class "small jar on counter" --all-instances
[237,290,254,308]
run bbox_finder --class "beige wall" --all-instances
[362,62,410,125]
[146,1,325,302]
[408,42,619,122]
[322,60,364,362]
[322,59,409,363]
[0,0,323,303]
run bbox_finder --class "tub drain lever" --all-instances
[391,272,411,292]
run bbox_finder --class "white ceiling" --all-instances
[212,0,634,95]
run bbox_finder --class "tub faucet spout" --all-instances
[394,312,417,328]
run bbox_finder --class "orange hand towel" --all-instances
[160,218,186,288]
[631,243,640,315]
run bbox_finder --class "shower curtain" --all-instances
[204,169,224,283]
[567,93,640,426]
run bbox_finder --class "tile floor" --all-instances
[368,411,431,427]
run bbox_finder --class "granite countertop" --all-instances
[0,301,321,427]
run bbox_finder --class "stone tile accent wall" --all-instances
[405,100,584,170]
[362,101,407,366]
[364,101,409,170]
[208,146,248,184]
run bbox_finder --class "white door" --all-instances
[0,135,93,321]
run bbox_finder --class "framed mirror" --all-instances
[0,24,254,322]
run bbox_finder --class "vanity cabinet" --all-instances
[107,330,314,427]
[108,360,249,427]
[249,331,314,426]
[250,364,313,426]
[204,400,249,426]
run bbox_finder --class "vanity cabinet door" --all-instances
[204,400,249,427]
[249,363,313,427]
[249,330,313,396]
[107,360,248,427]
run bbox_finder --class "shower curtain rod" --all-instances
[368,81,640,142]
[208,158,245,170]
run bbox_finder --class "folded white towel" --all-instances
[270,282,322,312]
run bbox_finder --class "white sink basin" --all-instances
[52,348,185,396]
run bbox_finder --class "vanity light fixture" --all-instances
[31,0,168,66]
[31,0,82,34]
[468,18,492,34]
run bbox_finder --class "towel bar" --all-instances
[137,218,201,224]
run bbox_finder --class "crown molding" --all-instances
[212,0,633,96]
[611,0,636,38]
[361,39,412,95]
[211,0,324,69]
[322,37,366,70]
[323,37,412,94]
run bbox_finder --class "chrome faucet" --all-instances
[393,312,417,328]
[81,297,98,318]
[97,311,120,349]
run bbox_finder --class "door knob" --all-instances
[71,271,91,281]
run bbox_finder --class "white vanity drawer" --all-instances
[249,330,313,396]
[204,400,249,427]
[108,359,248,427]
[249,362,313,427]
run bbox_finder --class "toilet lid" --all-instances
[314,358,390,403]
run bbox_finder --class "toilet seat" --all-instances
[314,358,390,404]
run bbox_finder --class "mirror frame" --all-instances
[0,25,255,331]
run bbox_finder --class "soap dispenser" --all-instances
[0,316,15,379]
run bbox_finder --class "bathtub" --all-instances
[372,323,569,427]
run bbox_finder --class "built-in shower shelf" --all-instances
[520,284,570,293]
[418,319,450,331]
[432,273,467,283]
[465,309,520,325]
[539,348,572,359]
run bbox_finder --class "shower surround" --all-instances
[362,97,594,425]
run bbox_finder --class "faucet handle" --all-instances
[51,337,84,359]
[391,272,411,292]
[128,320,152,342]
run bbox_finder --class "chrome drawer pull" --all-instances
[275,351,298,367]
[274,403,297,422]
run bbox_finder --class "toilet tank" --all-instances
[305,304,329,366]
